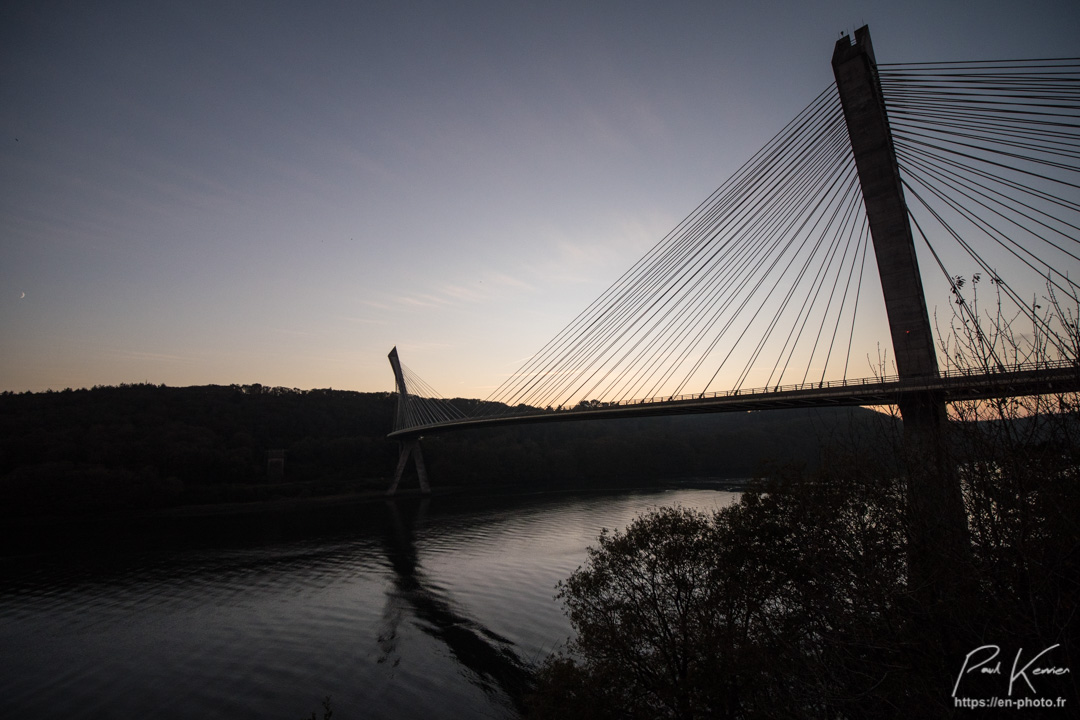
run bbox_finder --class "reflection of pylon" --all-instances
[387,347,432,495]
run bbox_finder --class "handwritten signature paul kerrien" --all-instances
[953,644,1071,697]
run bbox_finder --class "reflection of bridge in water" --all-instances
[378,498,532,713]
[385,20,1080,573]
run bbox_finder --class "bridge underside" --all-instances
[387,366,1079,440]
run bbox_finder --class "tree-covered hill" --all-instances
[0,384,897,518]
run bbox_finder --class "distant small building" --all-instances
[267,449,286,479]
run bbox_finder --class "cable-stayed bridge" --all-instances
[389,358,1079,438]
[385,27,1080,497]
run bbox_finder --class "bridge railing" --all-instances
[548,357,1079,412]
[388,357,1078,434]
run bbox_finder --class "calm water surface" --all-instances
[0,486,739,719]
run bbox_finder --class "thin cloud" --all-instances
[439,283,487,303]
[487,270,534,291]
[390,293,450,309]
[105,349,200,364]
[338,315,388,325]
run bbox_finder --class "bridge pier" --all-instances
[388,438,431,496]
[833,28,971,596]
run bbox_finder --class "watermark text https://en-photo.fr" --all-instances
[953,644,1070,710]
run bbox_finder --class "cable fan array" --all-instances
[395,57,1080,428]
[392,360,467,432]
[880,58,1080,368]
[485,86,874,412]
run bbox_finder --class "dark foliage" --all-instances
[301,695,333,720]
[0,384,891,518]
[419,404,894,486]
[529,406,1079,718]
[0,384,398,516]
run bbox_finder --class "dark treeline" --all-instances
[420,402,895,486]
[0,384,396,517]
[0,383,895,519]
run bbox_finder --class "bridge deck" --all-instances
[387,363,1079,439]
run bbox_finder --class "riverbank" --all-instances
[0,476,750,557]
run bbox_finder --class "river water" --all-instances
[0,485,739,719]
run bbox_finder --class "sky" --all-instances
[2,0,1078,397]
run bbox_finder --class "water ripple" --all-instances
[0,487,737,719]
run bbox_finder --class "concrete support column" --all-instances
[387,438,431,496]
[832,27,970,596]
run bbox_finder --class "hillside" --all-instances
[0,384,898,518]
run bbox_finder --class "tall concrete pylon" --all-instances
[833,27,939,380]
[387,347,431,496]
[832,27,970,594]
